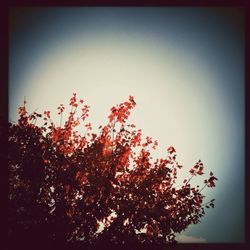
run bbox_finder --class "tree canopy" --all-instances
[8,93,218,249]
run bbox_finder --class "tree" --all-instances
[8,93,218,248]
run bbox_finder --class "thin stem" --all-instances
[185,175,194,186]
[171,174,195,195]
[49,117,53,126]
[199,183,207,193]
[111,117,117,153]
[201,199,213,208]
[75,101,80,111]
[68,105,74,124]
[60,113,63,128]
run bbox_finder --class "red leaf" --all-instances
[167,146,176,154]
[189,169,195,175]
[129,95,135,102]
[173,168,177,175]
[193,164,199,169]
[196,170,203,175]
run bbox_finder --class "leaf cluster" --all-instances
[8,94,218,247]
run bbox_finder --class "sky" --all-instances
[9,7,245,243]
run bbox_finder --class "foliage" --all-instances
[8,94,218,248]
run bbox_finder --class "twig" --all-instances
[199,183,207,193]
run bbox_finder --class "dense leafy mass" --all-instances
[8,94,217,248]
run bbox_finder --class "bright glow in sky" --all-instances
[9,7,245,243]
